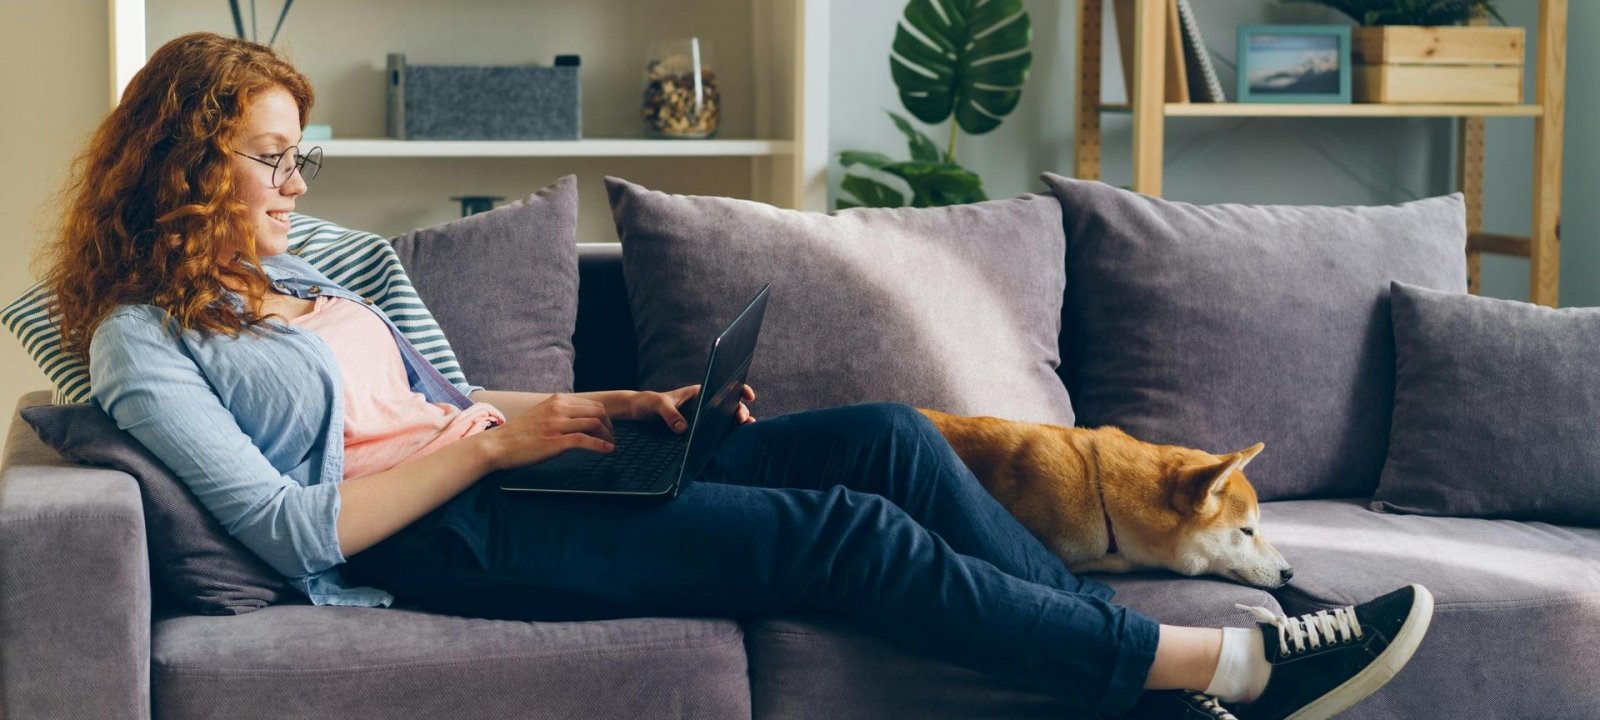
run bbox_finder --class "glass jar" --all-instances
[642,37,719,139]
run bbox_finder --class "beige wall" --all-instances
[1,0,107,456]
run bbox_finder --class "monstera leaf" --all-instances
[890,0,1033,135]
[836,112,987,209]
[837,158,987,209]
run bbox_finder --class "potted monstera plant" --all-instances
[1291,0,1522,104]
[835,0,1033,209]
[1292,0,1503,25]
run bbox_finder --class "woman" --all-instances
[39,32,1432,720]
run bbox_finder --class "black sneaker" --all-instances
[1119,690,1242,719]
[1235,584,1435,720]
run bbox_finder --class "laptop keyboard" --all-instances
[552,421,686,491]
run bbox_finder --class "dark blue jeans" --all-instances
[345,403,1160,715]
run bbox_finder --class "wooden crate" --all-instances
[1352,26,1524,103]
[1354,64,1522,103]
[1352,26,1524,65]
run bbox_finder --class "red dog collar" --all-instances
[1094,477,1119,555]
[1103,507,1119,554]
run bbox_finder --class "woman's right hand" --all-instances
[480,393,615,473]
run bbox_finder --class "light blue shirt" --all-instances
[89,253,484,607]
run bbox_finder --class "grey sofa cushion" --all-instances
[606,176,1075,424]
[391,175,580,393]
[1092,572,1284,628]
[20,403,297,615]
[1043,174,1467,500]
[152,606,750,719]
[1375,282,1600,524]
[1262,498,1600,719]
[746,614,1067,719]
[746,576,1279,719]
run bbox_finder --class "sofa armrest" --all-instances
[1,394,150,719]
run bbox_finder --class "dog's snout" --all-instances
[1280,568,1295,584]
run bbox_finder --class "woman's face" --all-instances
[230,86,307,258]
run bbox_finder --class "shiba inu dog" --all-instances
[918,408,1293,589]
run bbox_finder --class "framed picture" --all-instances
[1236,25,1351,104]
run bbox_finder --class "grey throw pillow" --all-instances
[606,177,1075,425]
[391,175,580,393]
[1373,282,1600,525]
[1043,174,1467,500]
[20,404,298,615]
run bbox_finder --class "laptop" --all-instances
[493,284,770,501]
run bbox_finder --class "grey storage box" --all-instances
[386,53,581,141]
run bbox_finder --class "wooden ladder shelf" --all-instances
[1072,0,1568,306]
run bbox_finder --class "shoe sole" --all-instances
[1283,584,1435,720]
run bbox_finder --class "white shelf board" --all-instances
[316,138,796,158]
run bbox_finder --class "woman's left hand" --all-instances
[616,384,757,432]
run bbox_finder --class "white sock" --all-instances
[1204,626,1272,703]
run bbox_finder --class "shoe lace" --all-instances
[1187,692,1239,720]
[1236,603,1363,658]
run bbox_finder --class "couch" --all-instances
[3,241,1597,720]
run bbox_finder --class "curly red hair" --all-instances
[34,32,314,362]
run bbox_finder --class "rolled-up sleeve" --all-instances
[454,378,486,399]
[89,310,345,581]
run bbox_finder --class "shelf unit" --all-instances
[1073,0,1568,306]
[314,139,795,158]
[108,0,831,219]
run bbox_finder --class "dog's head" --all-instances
[1164,443,1293,589]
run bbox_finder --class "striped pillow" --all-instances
[2,214,480,405]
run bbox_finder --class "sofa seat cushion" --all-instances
[744,577,1279,719]
[1263,498,1600,719]
[1092,572,1284,627]
[152,606,750,720]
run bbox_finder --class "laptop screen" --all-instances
[677,285,769,485]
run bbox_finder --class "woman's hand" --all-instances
[614,384,758,432]
[480,393,615,472]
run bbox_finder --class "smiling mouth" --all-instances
[266,210,291,223]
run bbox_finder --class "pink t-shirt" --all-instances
[287,295,506,480]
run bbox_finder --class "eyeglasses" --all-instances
[234,145,323,188]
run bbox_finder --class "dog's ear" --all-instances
[1233,442,1265,471]
[1177,445,1262,513]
